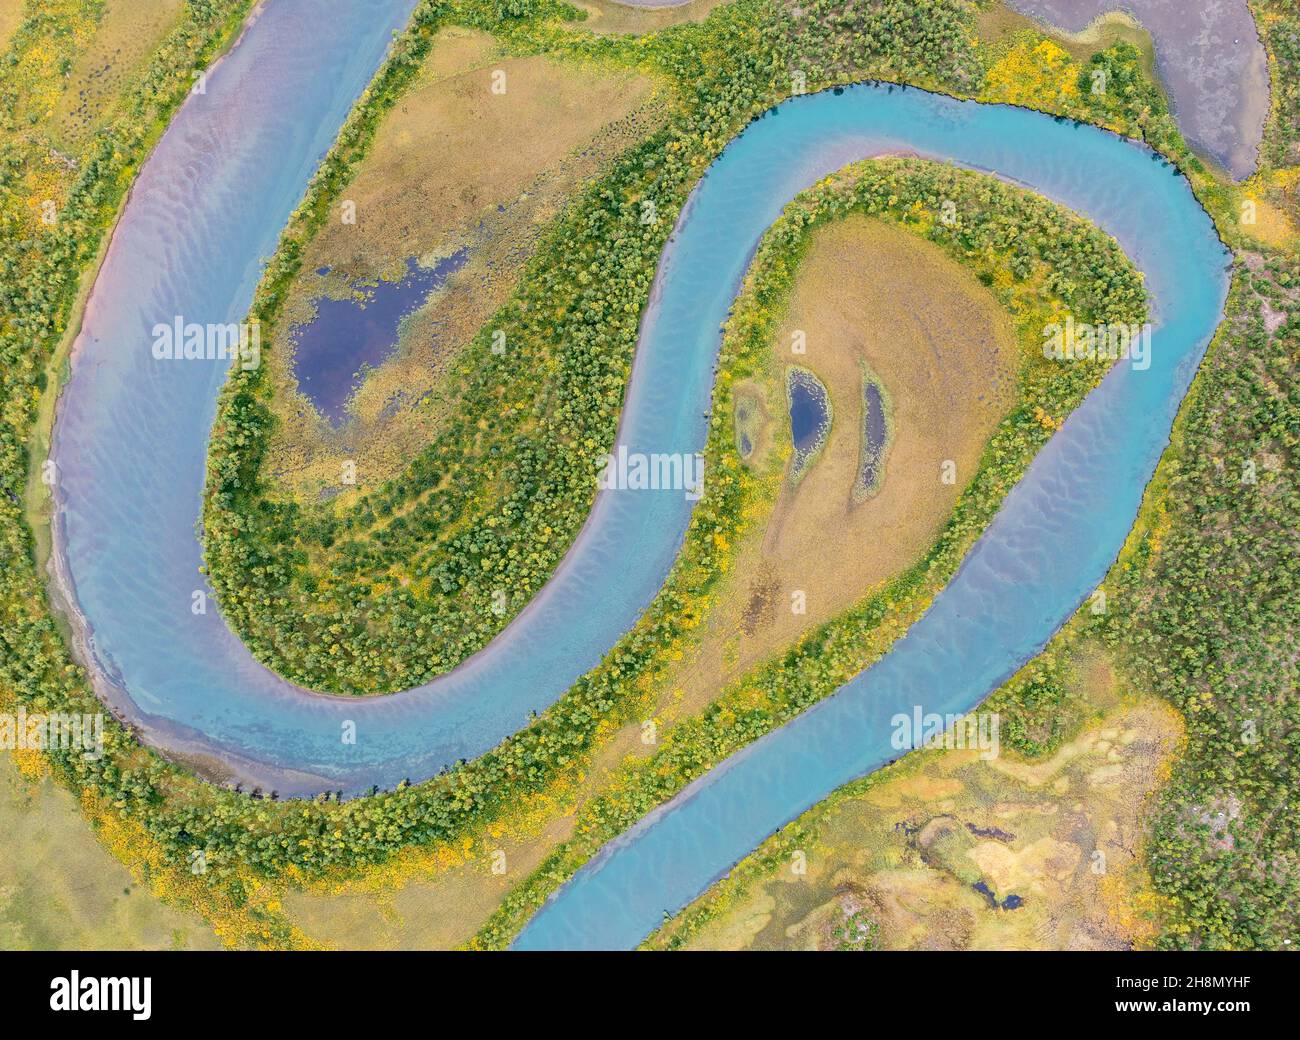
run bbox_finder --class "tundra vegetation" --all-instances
[257,24,665,499]
[0,0,1292,951]
[198,0,1200,700]
[468,156,1146,947]
[279,157,1147,949]
[643,0,1300,953]
[647,644,1184,952]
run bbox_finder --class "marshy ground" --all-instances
[659,649,1182,951]
[563,0,733,36]
[49,0,185,153]
[264,209,1025,947]
[260,25,665,497]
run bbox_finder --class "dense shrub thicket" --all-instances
[1123,251,1299,949]
[1098,0,1300,952]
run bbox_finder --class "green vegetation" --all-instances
[1,0,255,498]
[833,907,880,951]
[201,0,1222,702]
[201,0,995,696]
[206,0,700,693]
[653,0,1300,954]
[1075,0,1300,952]
[0,0,1290,952]
[478,2,1300,951]
[0,0,1144,934]
[1258,4,1299,168]
[7,144,1148,947]
[980,34,1169,139]
[644,633,1181,951]
[0,755,220,950]
[786,0,983,94]
[1103,247,1299,947]
[469,158,1145,947]
[976,20,1238,232]
[0,0,273,942]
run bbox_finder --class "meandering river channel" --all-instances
[47,0,1228,947]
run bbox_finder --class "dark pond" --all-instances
[973,880,1024,910]
[857,380,889,491]
[291,248,469,423]
[789,380,824,452]
[788,369,830,458]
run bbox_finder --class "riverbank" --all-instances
[24,0,266,737]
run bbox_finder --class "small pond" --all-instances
[853,367,892,501]
[786,366,831,477]
[291,248,468,423]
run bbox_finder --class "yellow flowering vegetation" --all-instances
[982,39,1080,110]
[80,789,326,949]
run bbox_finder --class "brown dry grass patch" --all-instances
[49,0,184,152]
[565,0,735,38]
[662,215,1018,719]
[0,754,220,949]
[0,0,24,55]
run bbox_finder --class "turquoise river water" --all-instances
[47,0,1228,948]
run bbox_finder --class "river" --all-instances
[46,1,1227,946]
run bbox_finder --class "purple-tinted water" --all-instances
[1004,0,1268,179]
[292,249,468,423]
[788,371,829,456]
[858,379,887,492]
